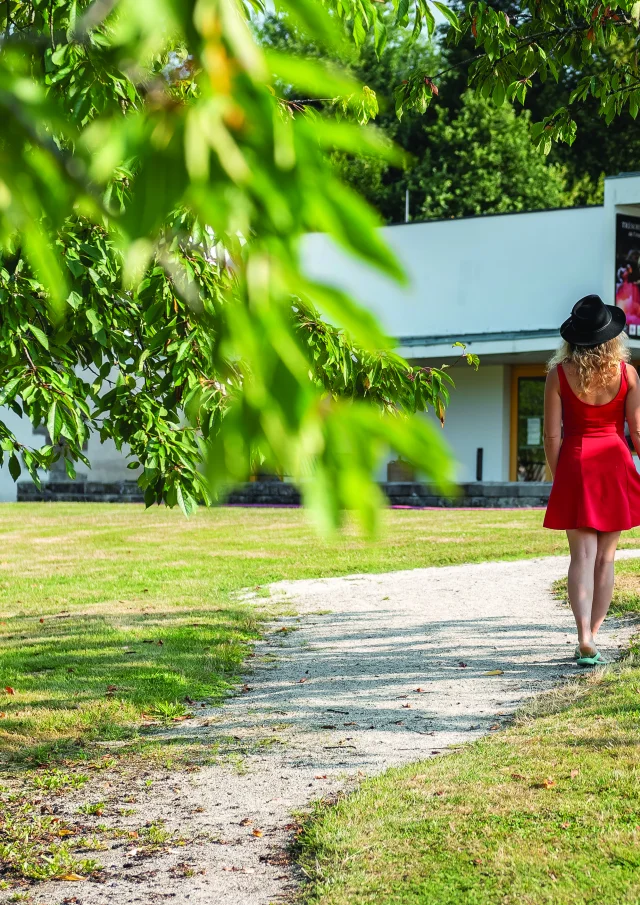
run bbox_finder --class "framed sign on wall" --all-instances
[615,213,640,337]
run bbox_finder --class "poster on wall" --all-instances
[615,213,640,336]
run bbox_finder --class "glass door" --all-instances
[510,366,551,482]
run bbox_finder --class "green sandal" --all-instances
[576,650,608,667]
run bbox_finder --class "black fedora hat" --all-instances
[560,294,626,347]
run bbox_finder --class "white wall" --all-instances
[9,177,640,499]
[438,364,509,482]
[0,408,42,501]
[0,415,137,502]
[380,365,509,483]
[302,206,606,342]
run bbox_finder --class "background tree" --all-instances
[0,0,472,531]
[3,0,638,529]
[417,91,568,219]
[259,10,583,223]
[440,1,640,204]
[294,0,640,216]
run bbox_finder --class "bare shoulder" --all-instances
[627,361,639,387]
[545,366,560,390]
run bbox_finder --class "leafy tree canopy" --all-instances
[2,0,634,527]
[417,91,568,219]
[1,0,469,531]
[259,5,638,220]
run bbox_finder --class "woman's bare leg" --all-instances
[566,528,598,656]
[591,530,621,640]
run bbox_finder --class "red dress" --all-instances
[544,361,640,531]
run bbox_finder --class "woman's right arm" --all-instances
[543,367,563,478]
[625,364,640,457]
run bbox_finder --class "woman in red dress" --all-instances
[544,294,640,666]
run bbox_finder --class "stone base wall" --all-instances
[17,479,551,508]
[385,481,551,508]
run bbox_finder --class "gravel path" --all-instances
[19,551,640,905]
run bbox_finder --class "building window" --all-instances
[510,365,549,482]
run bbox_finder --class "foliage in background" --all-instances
[443,0,640,207]
[259,6,639,223]
[3,0,638,527]
[409,92,568,219]
[0,0,471,531]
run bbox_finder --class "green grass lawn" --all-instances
[0,502,589,761]
[0,503,638,893]
[297,554,640,905]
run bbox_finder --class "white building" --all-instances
[4,172,640,501]
[303,172,640,485]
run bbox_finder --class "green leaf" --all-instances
[432,2,460,30]
[28,324,50,351]
[266,51,358,98]
[492,80,506,108]
[47,401,62,444]
[21,221,68,322]
[176,484,197,517]
[8,454,21,482]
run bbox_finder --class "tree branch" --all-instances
[49,0,56,50]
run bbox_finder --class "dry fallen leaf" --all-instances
[314,774,328,780]
[570,769,579,779]
[58,874,86,882]
[537,778,555,789]
[414,688,427,693]
[511,773,526,780]
[489,724,500,731]
[483,670,504,676]
[3,687,14,695]
[57,829,75,837]
[252,829,263,837]
[239,818,253,826]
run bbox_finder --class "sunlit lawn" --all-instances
[0,503,639,890]
[1,502,639,760]
[298,558,640,905]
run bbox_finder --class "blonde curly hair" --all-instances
[548,335,630,395]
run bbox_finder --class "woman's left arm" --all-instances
[625,365,640,457]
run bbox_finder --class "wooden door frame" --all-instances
[509,364,549,482]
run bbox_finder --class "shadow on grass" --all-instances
[0,603,262,765]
